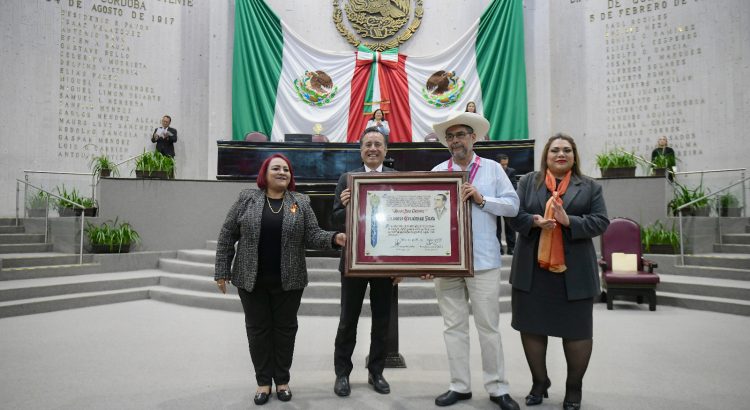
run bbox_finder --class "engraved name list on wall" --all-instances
[588,0,704,161]
[49,0,191,164]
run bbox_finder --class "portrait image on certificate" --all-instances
[344,171,473,277]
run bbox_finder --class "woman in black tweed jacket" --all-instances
[215,154,346,405]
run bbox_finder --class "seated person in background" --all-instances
[465,101,478,114]
[365,109,390,137]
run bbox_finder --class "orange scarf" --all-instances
[537,170,571,273]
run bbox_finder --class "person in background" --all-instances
[497,154,518,255]
[465,101,478,114]
[151,115,177,157]
[365,109,390,138]
[650,135,676,180]
[214,153,346,406]
[508,134,609,410]
[332,127,399,397]
[423,111,521,410]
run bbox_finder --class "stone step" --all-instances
[158,258,214,276]
[148,286,511,317]
[657,291,750,317]
[0,226,24,234]
[1,254,95,269]
[722,234,750,245]
[0,288,150,318]
[0,243,53,253]
[0,218,20,227]
[0,272,160,302]
[205,240,217,250]
[0,233,46,244]
[659,275,750,301]
[0,263,103,281]
[682,254,750,270]
[713,244,750,253]
[177,249,216,264]
[658,265,750,282]
[746,225,750,233]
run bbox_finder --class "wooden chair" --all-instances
[599,218,661,311]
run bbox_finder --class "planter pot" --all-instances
[651,168,666,177]
[58,207,77,217]
[99,169,111,178]
[135,170,170,179]
[600,167,636,178]
[74,207,98,217]
[27,208,47,217]
[90,243,131,254]
[673,206,710,217]
[720,207,742,217]
[643,244,678,254]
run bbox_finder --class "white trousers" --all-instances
[434,267,509,396]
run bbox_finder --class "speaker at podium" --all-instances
[284,133,312,143]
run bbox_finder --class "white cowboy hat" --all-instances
[432,111,490,147]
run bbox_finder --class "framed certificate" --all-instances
[344,171,473,277]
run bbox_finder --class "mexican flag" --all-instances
[232,0,528,143]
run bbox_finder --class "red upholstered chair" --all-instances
[244,131,268,142]
[424,132,439,142]
[599,218,660,311]
[311,134,329,142]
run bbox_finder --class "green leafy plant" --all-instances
[651,154,676,169]
[54,185,96,211]
[641,220,680,252]
[668,181,710,215]
[134,150,175,175]
[718,192,740,208]
[85,218,140,252]
[26,190,49,209]
[89,154,119,177]
[595,148,639,169]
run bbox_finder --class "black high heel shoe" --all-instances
[276,388,292,402]
[524,378,551,406]
[562,400,581,410]
[253,391,270,405]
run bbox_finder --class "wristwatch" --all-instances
[478,196,486,209]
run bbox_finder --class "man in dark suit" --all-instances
[497,154,517,255]
[331,127,397,397]
[151,115,177,157]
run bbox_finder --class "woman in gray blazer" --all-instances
[215,154,346,405]
[508,134,609,410]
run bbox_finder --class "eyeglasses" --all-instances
[445,131,473,142]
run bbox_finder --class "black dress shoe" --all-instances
[276,388,292,402]
[333,375,350,397]
[368,373,390,394]
[563,401,581,410]
[489,393,520,410]
[525,379,551,406]
[435,390,472,406]
[253,392,270,405]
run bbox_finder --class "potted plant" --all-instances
[54,185,98,217]
[650,154,675,177]
[90,155,119,178]
[26,191,49,217]
[596,148,639,178]
[134,151,175,179]
[85,218,140,253]
[717,192,742,217]
[668,182,710,216]
[641,220,680,254]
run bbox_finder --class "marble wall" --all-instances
[1,0,747,216]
